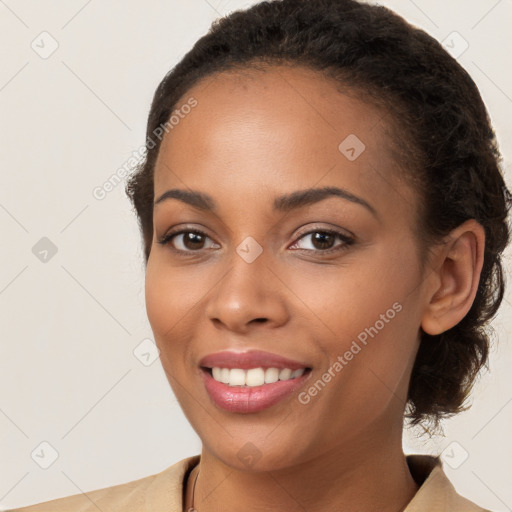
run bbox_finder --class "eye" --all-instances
[289,228,354,253]
[157,229,219,253]
[157,227,354,256]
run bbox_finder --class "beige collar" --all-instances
[14,453,488,511]
[145,454,487,511]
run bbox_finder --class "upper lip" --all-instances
[199,350,310,370]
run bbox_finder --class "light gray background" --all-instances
[1,0,511,510]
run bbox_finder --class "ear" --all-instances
[421,219,485,335]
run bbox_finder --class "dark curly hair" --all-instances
[125,0,511,427]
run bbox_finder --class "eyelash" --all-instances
[157,227,354,256]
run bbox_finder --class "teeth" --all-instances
[212,367,222,381]
[210,367,307,387]
[246,368,265,386]
[220,368,230,384]
[265,368,279,384]
[229,369,246,386]
[279,368,292,380]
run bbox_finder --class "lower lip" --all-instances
[201,368,310,413]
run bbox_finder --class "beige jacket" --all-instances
[9,454,490,511]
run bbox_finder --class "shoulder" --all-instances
[404,454,492,512]
[6,455,199,512]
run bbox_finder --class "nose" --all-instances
[205,249,290,334]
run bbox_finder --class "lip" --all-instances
[199,349,309,370]
[199,350,312,413]
[200,368,311,413]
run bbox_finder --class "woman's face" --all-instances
[146,65,431,471]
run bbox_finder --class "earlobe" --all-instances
[421,219,485,336]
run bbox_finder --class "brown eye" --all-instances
[290,229,354,254]
[310,231,336,250]
[181,232,206,250]
[158,229,219,253]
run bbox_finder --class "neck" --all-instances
[190,425,419,512]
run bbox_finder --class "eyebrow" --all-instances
[154,186,377,217]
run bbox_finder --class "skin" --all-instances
[145,65,485,512]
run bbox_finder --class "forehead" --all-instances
[163,65,386,150]
[153,65,414,216]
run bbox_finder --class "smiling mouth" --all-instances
[202,366,312,387]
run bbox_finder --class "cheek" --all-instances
[285,244,420,382]
[145,261,170,335]
[144,260,199,393]
[144,256,203,333]
[144,258,194,349]
[325,291,420,417]
[282,254,414,342]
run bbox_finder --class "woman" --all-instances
[12,0,511,510]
